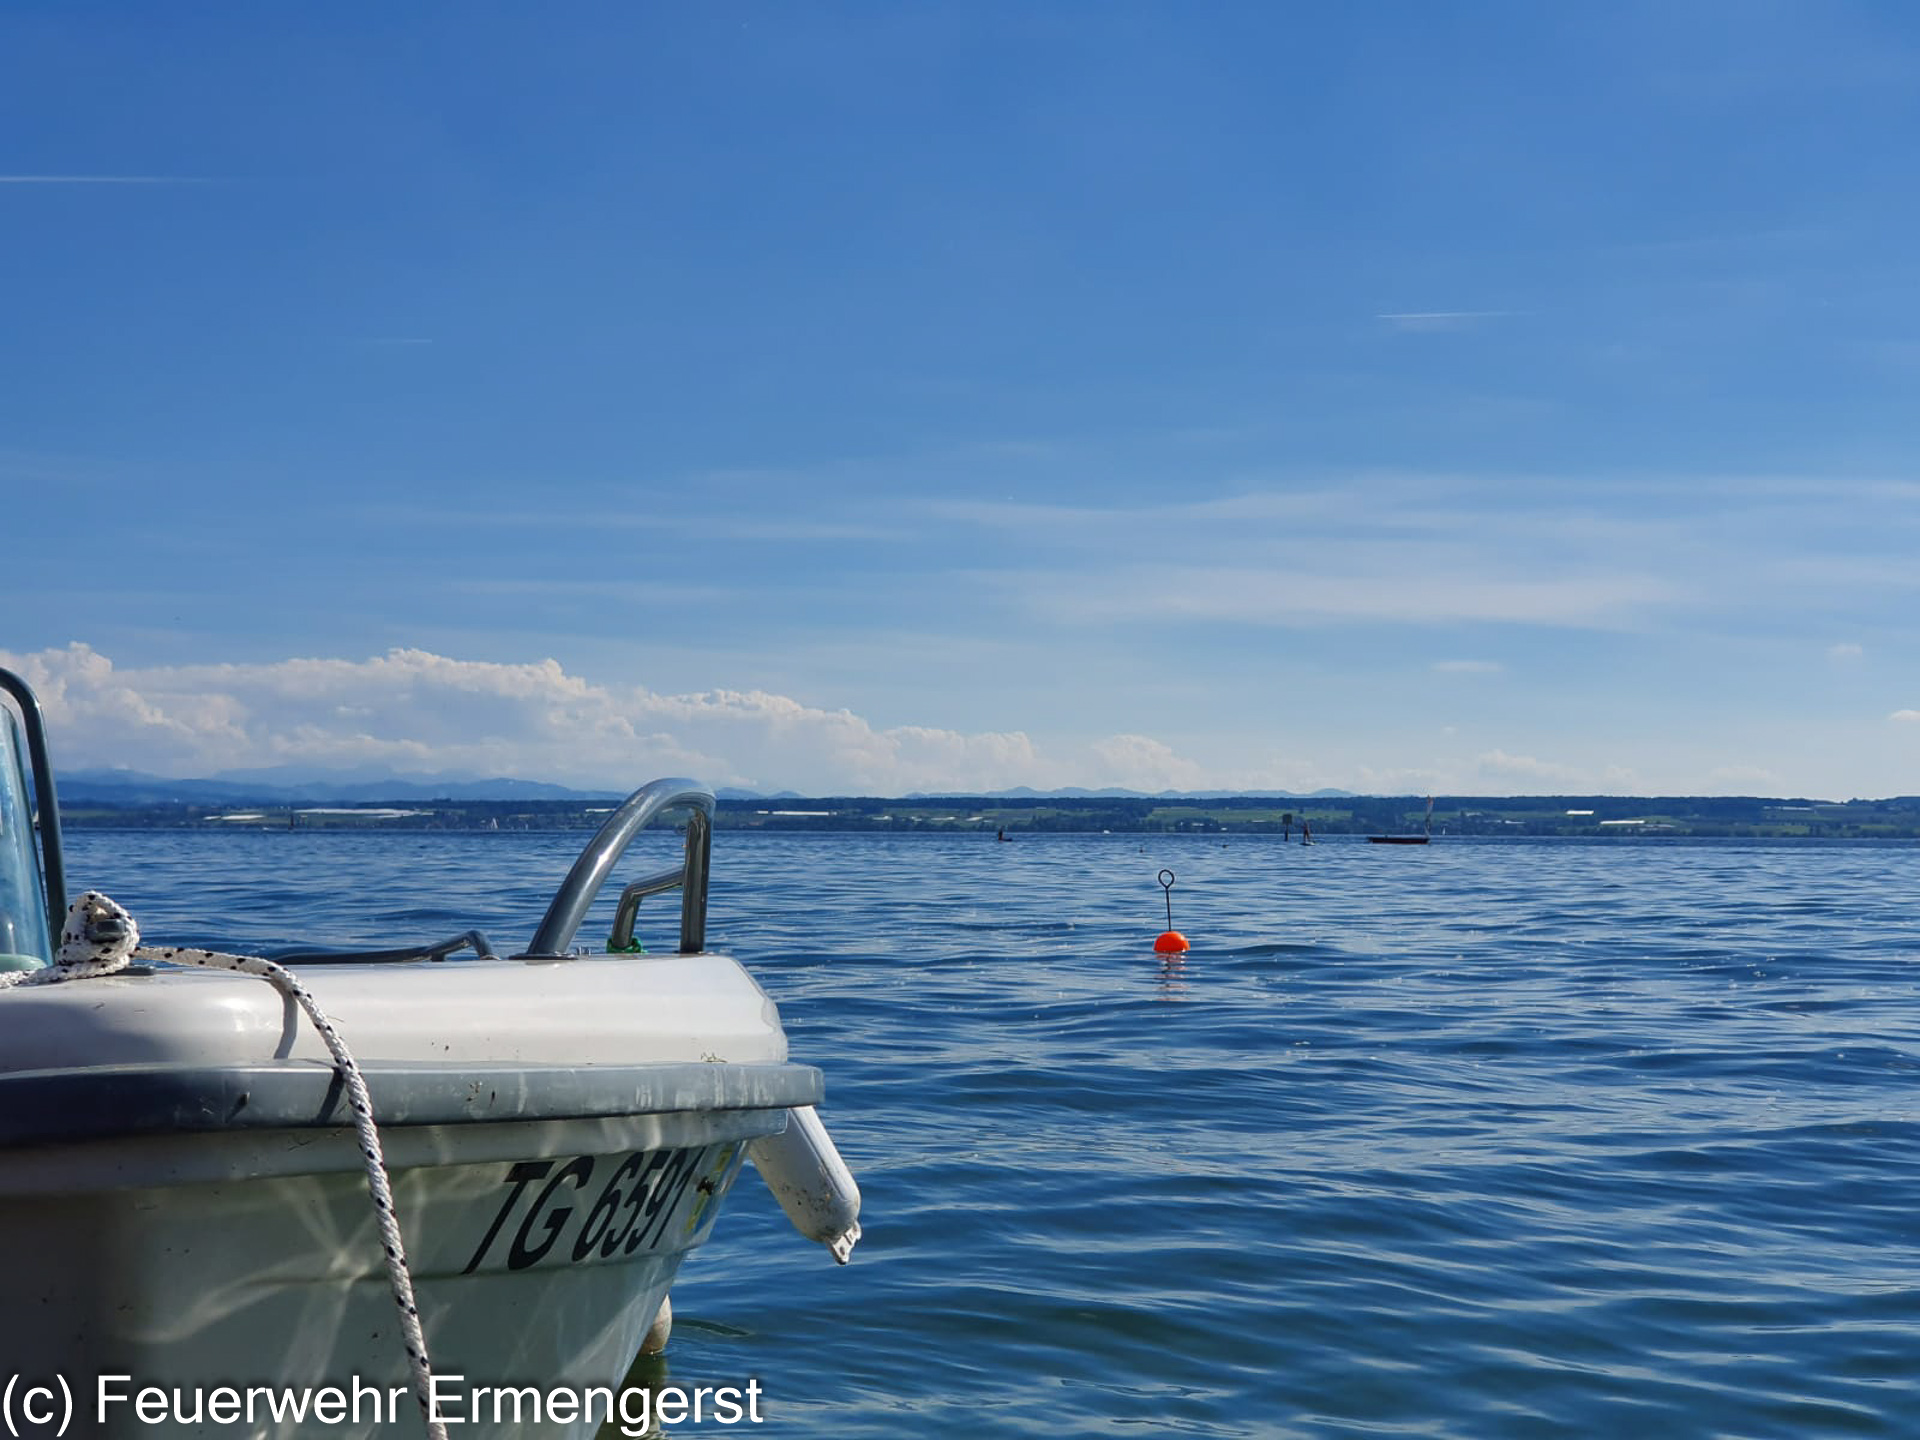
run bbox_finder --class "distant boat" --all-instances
[1369,796,1434,845]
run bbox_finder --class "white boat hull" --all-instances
[0,752,862,1440]
[4,1122,769,1438]
[0,956,820,1439]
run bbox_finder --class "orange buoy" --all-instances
[1153,870,1190,952]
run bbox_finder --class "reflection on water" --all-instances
[1155,950,1189,1000]
[595,1353,668,1440]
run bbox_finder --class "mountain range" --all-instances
[57,768,624,806]
[56,768,1356,807]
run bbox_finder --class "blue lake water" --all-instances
[65,830,1920,1437]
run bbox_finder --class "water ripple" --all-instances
[68,830,1920,1438]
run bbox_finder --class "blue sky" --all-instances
[4,2,1918,797]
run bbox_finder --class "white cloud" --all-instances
[0,175,209,184]
[403,505,907,543]
[1704,764,1780,791]
[1088,735,1210,793]
[1024,564,1672,629]
[1347,764,1445,795]
[2,641,1889,799]
[1473,750,1584,785]
[900,472,1920,688]
[1375,310,1519,332]
[0,643,1259,796]
[920,482,1715,634]
[1892,709,1920,724]
[1466,750,1643,792]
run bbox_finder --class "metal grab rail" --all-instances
[270,929,498,964]
[607,868,686,951]
[0,668,66,927]
[519,778,714,959]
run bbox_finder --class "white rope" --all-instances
[1,892,449,1440]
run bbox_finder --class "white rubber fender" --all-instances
[747,1105,863,1263]
[640,1293,672,1355]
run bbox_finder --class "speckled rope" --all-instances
[1,892,449,1440]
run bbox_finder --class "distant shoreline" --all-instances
[57,793,1920,840]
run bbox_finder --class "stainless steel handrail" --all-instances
[607,867,687,951]
[519,778,714,959]
[0,668,66,926]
